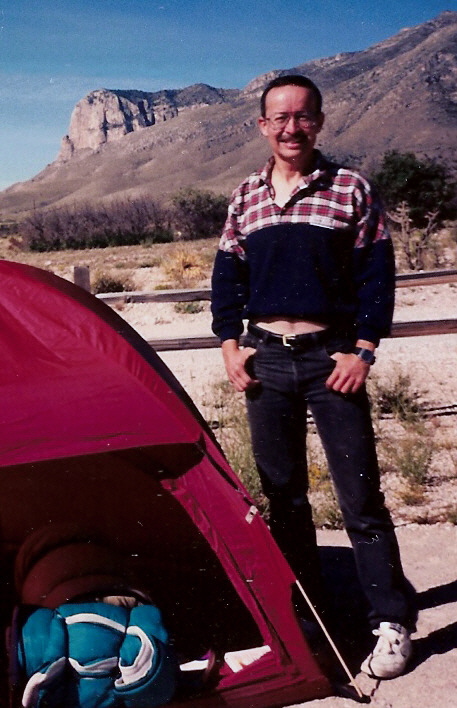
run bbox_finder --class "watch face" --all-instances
[355,348,375,364]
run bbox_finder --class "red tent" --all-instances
[0,260,332,707]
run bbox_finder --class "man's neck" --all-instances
[269,153,317,206]
[272,151,316,181]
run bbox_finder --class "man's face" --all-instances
[258,85,324,167]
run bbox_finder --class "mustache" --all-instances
[278,134,307,143]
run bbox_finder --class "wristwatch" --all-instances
[354,347,376,365]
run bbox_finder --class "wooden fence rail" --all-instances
[144,320,457,352]
[75,267,457,352]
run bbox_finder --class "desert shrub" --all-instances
[92,273,134,294]
[21,199,173,251]
[368,371,426,423]
[173,301,205,314]
[171,188,228,240]
[442,506,457,524]
[384,427,434,506]
[387,201,444,271]
[371,151,456,270]
[163,247,207,287]
[395,432,432,488]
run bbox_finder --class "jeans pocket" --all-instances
[245,352,257,379]
[324,335,354,358]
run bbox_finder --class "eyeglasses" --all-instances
[264,112,319,130]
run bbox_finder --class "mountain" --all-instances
[1,11,456,219]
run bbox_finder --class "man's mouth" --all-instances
[280,136,306,145]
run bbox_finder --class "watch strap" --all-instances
[354,347,376,365]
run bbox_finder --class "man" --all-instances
[211,74,414,680]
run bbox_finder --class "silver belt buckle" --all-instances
[282,334,295,347]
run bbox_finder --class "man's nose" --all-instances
[284,115,301,131]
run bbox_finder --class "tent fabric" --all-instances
[0,260,332,707]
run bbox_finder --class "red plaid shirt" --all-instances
[219,152,390,257]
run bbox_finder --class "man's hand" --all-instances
[326,340,375,393]
[325,353,370,393]
[222,339,258,392]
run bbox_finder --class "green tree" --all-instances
[372,151,455,227]
[171,188,228,240]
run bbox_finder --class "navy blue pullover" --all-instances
[211,154,395,346]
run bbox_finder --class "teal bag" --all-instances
[15,602,178,708]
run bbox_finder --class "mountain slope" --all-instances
[1,11,456,219]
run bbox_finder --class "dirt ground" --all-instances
[288,524,457,708]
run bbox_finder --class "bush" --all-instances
[92,273,134,294]
[173,301,205,314]
[368,371,426,423]
[21,199,173,251]
[171,188,228,240]
[163,247,207,287]
[371,150,456,228]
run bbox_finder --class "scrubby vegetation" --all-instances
[21,199,174,251]
[4,150,455,270]
[371,151,457,271]
[92,272,135,294]
[205,369,457,527]
[16,188,228,252]
[371,150,456,228]
[171,188,228,241]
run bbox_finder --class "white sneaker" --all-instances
[361,622,412,679]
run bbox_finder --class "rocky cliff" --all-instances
[1,11,456,218]
[59,84,239,159]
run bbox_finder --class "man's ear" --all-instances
[257,116,269,136]
[316,112,325,133]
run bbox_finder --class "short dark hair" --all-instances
[260,74,323,117]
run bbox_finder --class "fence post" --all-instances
[73,266,91,292]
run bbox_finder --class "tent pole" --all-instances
[295,580,365,701]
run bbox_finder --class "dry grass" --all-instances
[0,236,218,291]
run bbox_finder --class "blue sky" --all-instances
[1,1,455,190]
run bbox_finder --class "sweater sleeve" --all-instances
[352,180,395,345]
[211,190,249,342]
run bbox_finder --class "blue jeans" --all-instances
[244,327,412,629]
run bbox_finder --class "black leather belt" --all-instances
[247,323,330,348]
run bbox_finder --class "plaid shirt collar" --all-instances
[258,150,330,193]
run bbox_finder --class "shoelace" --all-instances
[372,626,403,655]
